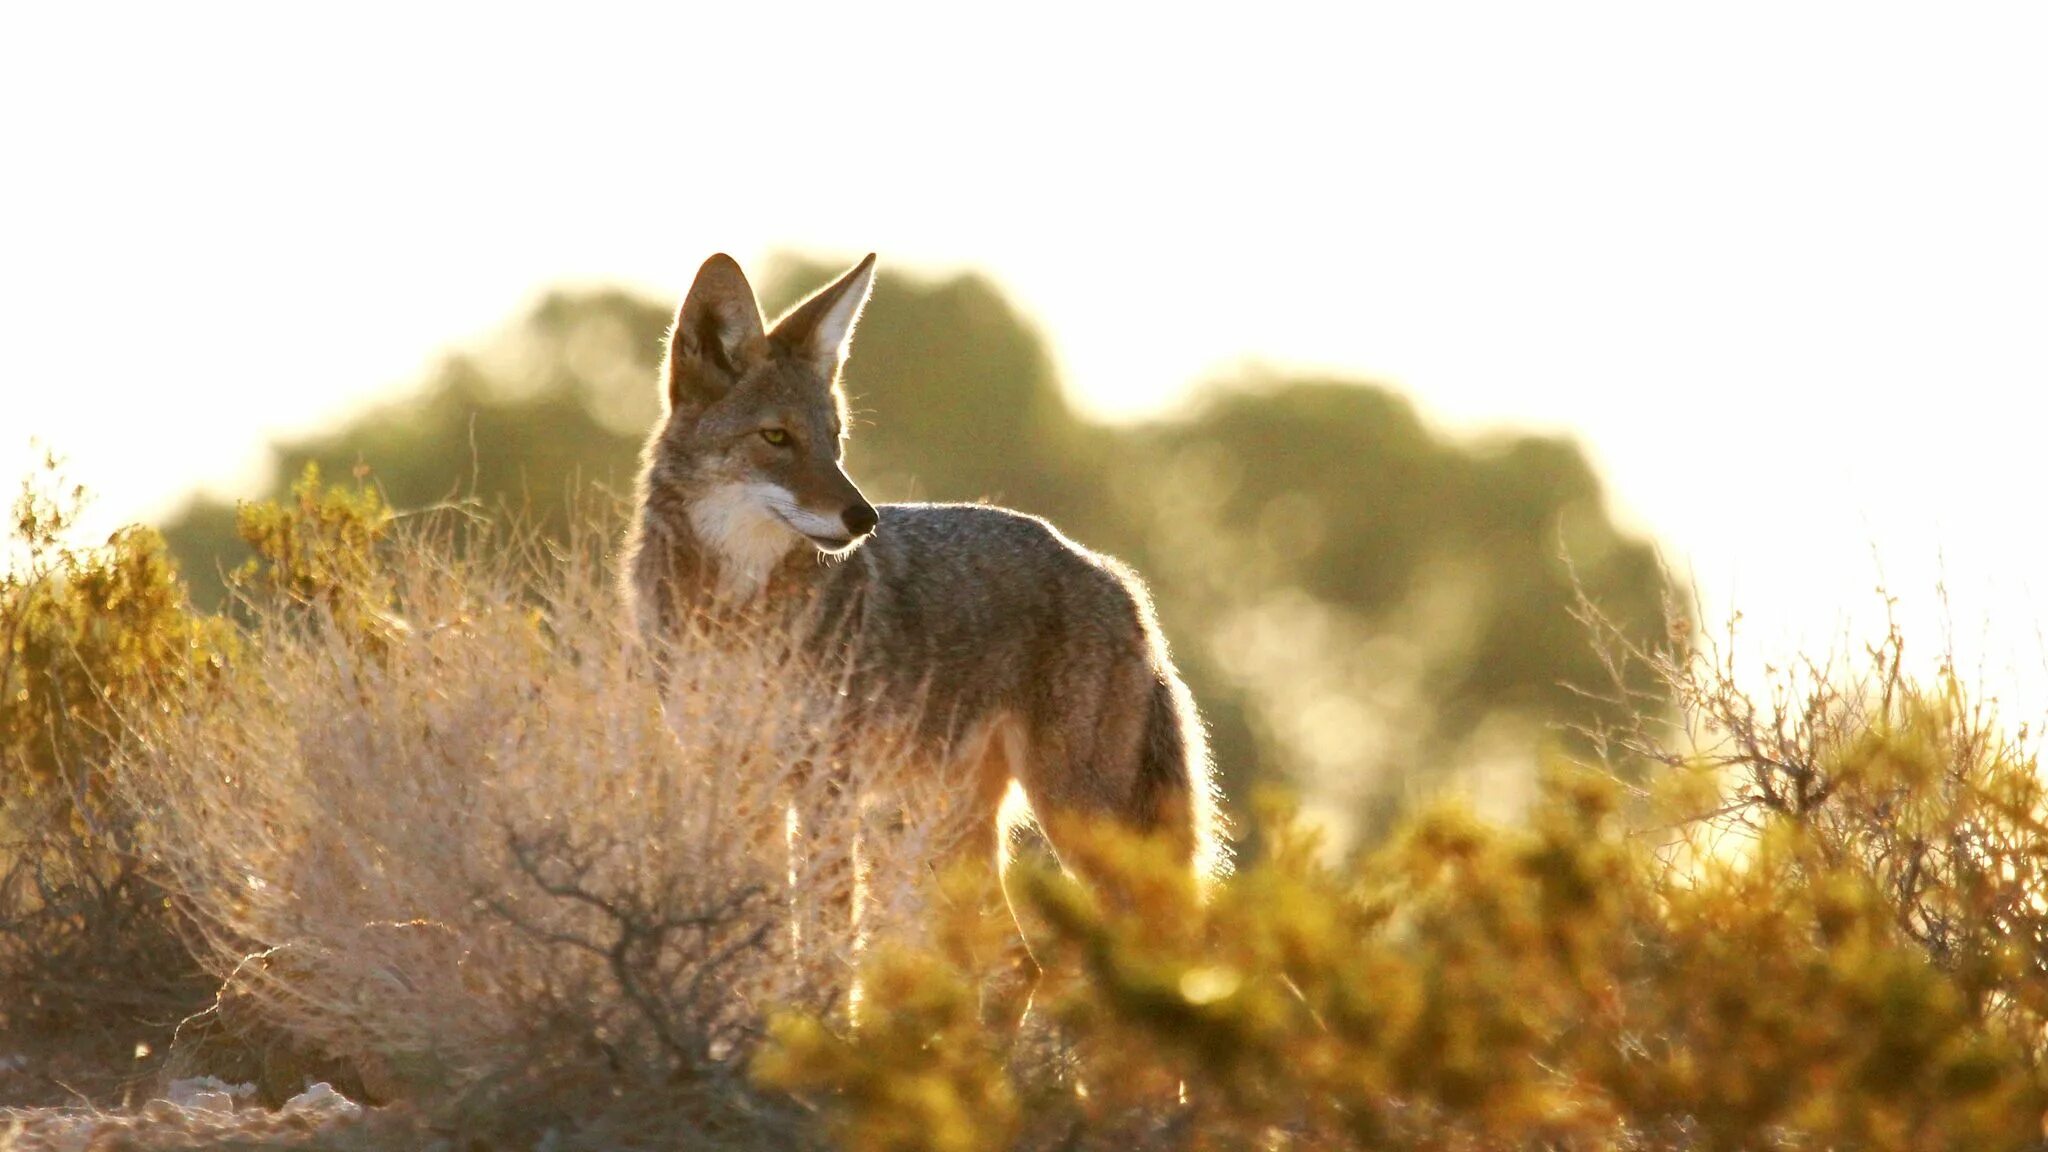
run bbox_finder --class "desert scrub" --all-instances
[110,471,971,1148]
[0,458,232,1096]
[19,459,2047,1151]
[760,623,2048,1151]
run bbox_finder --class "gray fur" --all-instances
[625,255,1224,878]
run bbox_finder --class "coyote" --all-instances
[624,253,1224,883]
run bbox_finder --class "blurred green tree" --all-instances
[161,258,1672,844]
[1111,380,1670,840]
[164,289,666,608]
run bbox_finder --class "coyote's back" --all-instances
[625,252,1224,878]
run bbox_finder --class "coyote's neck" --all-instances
[628,503,824,638]
[683,483,800,601]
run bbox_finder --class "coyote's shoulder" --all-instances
[626,254,1224,877]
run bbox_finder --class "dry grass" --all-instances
[107,502,974,1148]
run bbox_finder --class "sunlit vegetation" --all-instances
[4,459,2046,1149]
[766,720,2048,1150]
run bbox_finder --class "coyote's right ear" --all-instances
[770,253,877,375]
[667,254,765,410]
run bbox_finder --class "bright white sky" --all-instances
[5,4,2047,716]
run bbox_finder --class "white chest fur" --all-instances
[686,482,799,600]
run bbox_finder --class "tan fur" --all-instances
[625,254,1228,898]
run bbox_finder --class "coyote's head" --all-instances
[642,253,880,596]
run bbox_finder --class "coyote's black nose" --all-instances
[843,502,879,538]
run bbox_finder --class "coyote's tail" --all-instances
[1133,672,1230,883]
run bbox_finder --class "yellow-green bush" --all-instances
[759,643,2048,1151]
[229,461,396,625]
[2,465,228,817]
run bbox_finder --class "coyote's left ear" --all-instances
[770,254,878,373]
[669,253,766,411]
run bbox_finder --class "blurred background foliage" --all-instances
[161,256,1673,844]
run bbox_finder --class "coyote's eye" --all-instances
[758,429,792,447]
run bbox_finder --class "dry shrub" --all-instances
[1584,592,2048,1080]
[113,473,969,1148]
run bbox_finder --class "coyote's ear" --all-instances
[668,254,765,409]
[769,254,877,374]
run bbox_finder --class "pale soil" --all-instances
[0,1081,388,1152]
